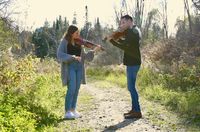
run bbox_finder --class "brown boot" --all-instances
[123,110,134,116]
[124,111,142,119]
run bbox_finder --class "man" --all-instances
[109,15,142,119]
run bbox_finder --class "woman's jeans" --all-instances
[126,65,141,112]
[65,61,82,111]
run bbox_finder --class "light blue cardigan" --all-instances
[57,38,94,86]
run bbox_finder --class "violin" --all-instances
[74,38,105,51]
[103,30,126,41]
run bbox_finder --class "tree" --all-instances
[184,0,193,33]
[0,18,18,52]
[44,19,50,28]
[58,15,63,31]
[151,23,162,42]
[72,12,77,25]
[115,0,145,28]
[18,30,34,55]
[53,21,56,30]
[80,5,92,39]
[32,28,49,58]
[143,9,160,39]
[94,18,102,40]
[0,0,12,18]
[63,17,69,31]
[135,0,145,28]
[193,16,200,34]
[31,15,69,58]
[161,0,168,39]
[56,19,60,31]
[0,0,17,29]
[192,0,200,11]
[175,18,187,41]
[86,17,103,45]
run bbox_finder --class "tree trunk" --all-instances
[184,0,193,33]
[164,0,168,39]
[135,0,145,28]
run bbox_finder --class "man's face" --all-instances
[119,18,131,31]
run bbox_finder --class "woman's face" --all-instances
[72,30,80,40]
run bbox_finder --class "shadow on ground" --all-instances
[103,118,139,132]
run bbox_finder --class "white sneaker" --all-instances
[73,111,81,118]
[64,111,75,119]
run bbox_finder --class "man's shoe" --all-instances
[124,111,142,119]
[123,110,134,116]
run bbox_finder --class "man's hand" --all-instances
[94,45,102,52]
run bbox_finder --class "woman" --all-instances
[57,25,101,119]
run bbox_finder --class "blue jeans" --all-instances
[65,61,83,111]
[126,65,141,112]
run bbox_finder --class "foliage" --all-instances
[0,19,18,52]
[143,8,162,43]
[0,54,65,131]
[138,67,200,129]
[32,16,69,58]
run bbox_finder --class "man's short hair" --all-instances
[121,15,133,22]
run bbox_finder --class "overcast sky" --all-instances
[11,0,194,35]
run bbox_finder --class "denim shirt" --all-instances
[57,38,94,86]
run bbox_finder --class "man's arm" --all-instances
[109,30,139,56]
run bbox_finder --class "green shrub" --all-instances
[0,55,64,131]
[158,63,200,91]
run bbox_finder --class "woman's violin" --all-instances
[74,38,105,51]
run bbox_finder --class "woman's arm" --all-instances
[82,49,95,62]
[82,44,102,61]
[57,39,75,63]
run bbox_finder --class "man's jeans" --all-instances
[126,65,141,112]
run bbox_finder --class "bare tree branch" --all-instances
[0,0,17,28]
[192,0,200,10]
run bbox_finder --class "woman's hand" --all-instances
[72,55,81,62]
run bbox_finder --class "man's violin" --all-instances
[103,30,126,41]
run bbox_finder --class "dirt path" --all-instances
[77,82,163,132]
[57,80,186,132]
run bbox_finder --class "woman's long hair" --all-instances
[64,25,78,43]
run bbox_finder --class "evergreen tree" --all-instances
[72,12,77,25]
[80,5,92,39]
[53,21,56,30]
[31,15,69,58]
[44,19,50,28]
[63,17,69,31]
[59,15,63,30]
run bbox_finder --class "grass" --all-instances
[51,89,94,132]
[33,73,95,132]
[87,66,126,88]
